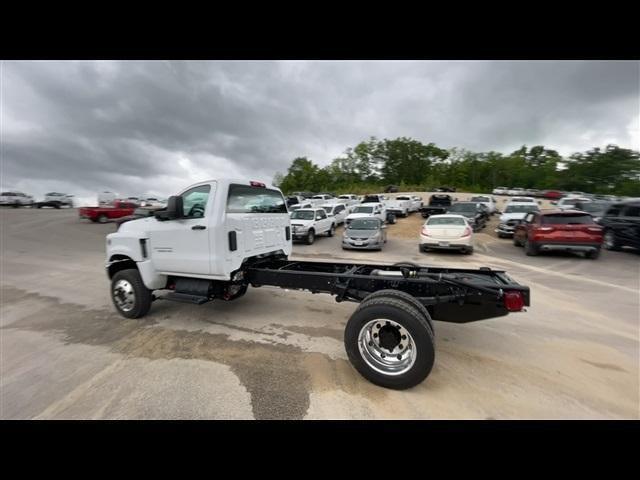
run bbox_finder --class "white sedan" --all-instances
[419,214,474,254]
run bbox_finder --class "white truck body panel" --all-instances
[106,179,292,287]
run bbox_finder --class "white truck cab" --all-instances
[106,179,292,316]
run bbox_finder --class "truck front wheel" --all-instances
[344,295,435,390]
[305,229,315,245]
[111,269,152,319]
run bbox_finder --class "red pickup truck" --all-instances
[79,200,139,223]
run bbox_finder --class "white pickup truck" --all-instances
[289,207,336,244]
[345,202,388,226]
[104,178,531,390]
[386,195,413,217]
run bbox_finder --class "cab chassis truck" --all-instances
[106,179,530,390]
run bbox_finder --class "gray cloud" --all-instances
[2,60,638,203]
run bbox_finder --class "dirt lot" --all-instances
[1,205,638,419]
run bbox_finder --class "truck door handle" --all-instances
[192,225,206,230]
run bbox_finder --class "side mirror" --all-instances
[154,195,183,221]
[381,225,388,229]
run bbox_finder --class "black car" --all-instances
[420,194,452,218]
[445,202,487,231]
[597,201,640,251]
[384,185,399,193]
[433,186,456,192]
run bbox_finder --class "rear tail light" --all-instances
[587,226,603,233]
[537,226,554,232]
[461,226,472,237]
[503,290,525,312]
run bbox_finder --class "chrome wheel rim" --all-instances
[357,319,417,376]
[113,279,135,312]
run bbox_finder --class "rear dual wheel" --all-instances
[344,290,435,390]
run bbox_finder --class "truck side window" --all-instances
[316,210,327,220]
[181,185,211,218]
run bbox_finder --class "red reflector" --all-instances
[504,290,524,312]
[250,181,266,188]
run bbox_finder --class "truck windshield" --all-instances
[290,210,315,220]
[470,197,489,202]
[227,184,287,213]
[396,196,411,201]
[348,219,380,230]
[321,206,334,213]
[353,206,373,214]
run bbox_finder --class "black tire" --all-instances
[98,214,108,224]
[357,289,434,336]
[497,233,505,239]
[525,239,539,256]
[54,204,61,209]
[513,236,522,247]
[223,284,248,301]
[37,204,43,209]
[305,229,315,245]
[464,247,474,255]
[345,295,435,390]
[586,249,601,260]
[327,223,335,237]
[603,230,621,251]
[110,268,152,319]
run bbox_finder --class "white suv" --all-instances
[0,191,34,207]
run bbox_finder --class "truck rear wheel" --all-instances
[111,269,152,319]
[345,295,435,390]
[98,214,108,223]
[327,223,335,237]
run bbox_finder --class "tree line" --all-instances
[274,137,640,196]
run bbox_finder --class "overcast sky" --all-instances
[2,60,638,203]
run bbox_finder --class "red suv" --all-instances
[513,209,603,259]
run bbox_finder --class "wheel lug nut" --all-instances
[376,324,380,329]
[402,335,407,340]
[398,344,403,349]
[373,333,378,338]
[369,342,373,346]
[381,354,385,358]
[397,354,402,360]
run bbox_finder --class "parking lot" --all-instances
[1,204,639,419]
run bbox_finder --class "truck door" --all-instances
[316,209,330,232]
[148,184,213,275]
